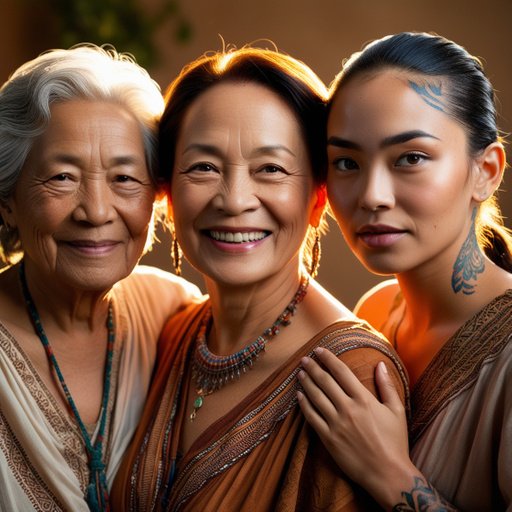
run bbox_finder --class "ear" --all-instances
[0,199,16,229]
[309,185,327,228]
[472,142,506,202]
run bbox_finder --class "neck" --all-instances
[396,253,512,332]
[19,261,111,333]
[203,266,304,355]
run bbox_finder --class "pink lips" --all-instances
[356,224,407,248]
[65,240,119,256]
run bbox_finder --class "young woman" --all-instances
[297,32,512,511]
[111,47,408,511]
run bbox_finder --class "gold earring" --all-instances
[309,228,321,278]
[171,227,182,276]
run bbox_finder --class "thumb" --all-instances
[375,361,403,410]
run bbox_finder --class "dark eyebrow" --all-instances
[381,130,440,147]
[327,136,360,150]
[327,130,439,150]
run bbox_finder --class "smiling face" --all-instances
[327,70,479,276]
[3,100,155,292]
[170,81,319,287]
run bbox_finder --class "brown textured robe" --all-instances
[112,300,409,511]
[382,289,512,511]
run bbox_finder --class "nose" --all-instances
[358,166,395,211]
[72,178,116,225]
[211,168,260,215]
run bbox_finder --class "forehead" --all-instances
[179,81,301,136]
[328,69,465,141]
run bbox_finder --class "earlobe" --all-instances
[309,185,327,228]
[472,142,506,202]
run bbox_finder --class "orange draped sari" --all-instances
[112,301,409,511]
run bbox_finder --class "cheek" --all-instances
[327,182,355,224]
[125,196,155,236]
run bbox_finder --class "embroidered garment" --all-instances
[111,301,409,511]
[410,290,512,511]
[0,266,201,512]
[383,290,512,511]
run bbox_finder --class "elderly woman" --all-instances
[0,46,199,511]
[111,47,409,511]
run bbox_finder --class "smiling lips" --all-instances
[356,224,407,248]
[208,230,269,243]
[65,240,119,255]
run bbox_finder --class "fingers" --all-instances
[300,353,355,411]
[297,364,342,420]
[375,361,405,413]
[296,390,330,439]
[310,347,371,400]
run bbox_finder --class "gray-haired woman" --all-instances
[0,45,200,511]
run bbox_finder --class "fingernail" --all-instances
[298,370,306,380]
[313,347,324,355]
[378,361,388,374]
[301,357,310,366]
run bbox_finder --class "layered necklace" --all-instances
[19,261,114,512]
[190,275,309,421]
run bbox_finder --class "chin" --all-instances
[354,254,402,277]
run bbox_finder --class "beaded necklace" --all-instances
[190,275,309,420]
[19,261,114,512]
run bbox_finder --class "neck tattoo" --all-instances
[19,261,114,512]
[452,208,485,295]
[190,275,309,421]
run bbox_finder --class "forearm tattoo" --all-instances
[392,477,457,511]
[451,207,485,295]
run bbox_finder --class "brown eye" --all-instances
[395,152,427,167]
[333,157,359,172]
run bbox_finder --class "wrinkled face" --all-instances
[327,70,477,276]
[170,81,319,287]
[4,100,155,291]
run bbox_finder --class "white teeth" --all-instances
[209,231,267,243]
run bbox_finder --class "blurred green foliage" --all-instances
[39,0,192,67]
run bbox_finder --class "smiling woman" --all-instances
[111,47,409,512]
[0,45,200,511]
[7,100,155,291]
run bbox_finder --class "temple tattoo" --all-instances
[452,208,485,295]
[392,477,457,511]
[409,81,445,112]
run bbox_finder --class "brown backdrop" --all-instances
[2,0,510,308]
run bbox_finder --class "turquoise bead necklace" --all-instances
[19,261,114,512]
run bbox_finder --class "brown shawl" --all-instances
[112,300,409,511]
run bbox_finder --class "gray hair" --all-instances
[0,44,164,264]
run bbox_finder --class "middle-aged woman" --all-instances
[111,47,409,511]
[0,45,199,511]
[297,32,512,511]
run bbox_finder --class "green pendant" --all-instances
[190,394,204,421]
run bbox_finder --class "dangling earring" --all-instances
[171,226,182,276]
[309,228,321,278]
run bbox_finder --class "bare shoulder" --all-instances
[353,279,400,332]
[308,278,357,323]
